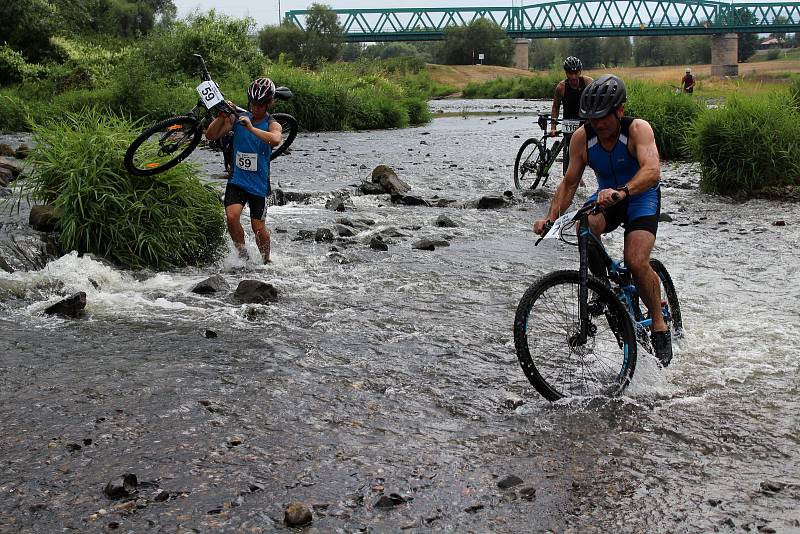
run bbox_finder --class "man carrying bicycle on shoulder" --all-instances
[206,78,282,264]
[533,74,673,366]
[550,56,593,176]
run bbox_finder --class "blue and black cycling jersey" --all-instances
[584,116,660,223]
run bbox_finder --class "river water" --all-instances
[1,100,798,533]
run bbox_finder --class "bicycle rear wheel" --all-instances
[514,270,637,401]
[124,116,202,176]
[513,138,546,190]
[270,113,298,160]
[635,259,683,346]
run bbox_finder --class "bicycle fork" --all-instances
[570,224,594,348]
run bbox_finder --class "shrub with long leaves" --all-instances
[20,109,226,269]
[626,81,704,160]
[684,94,800,195]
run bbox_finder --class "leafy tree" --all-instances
[529,38,562,70]
[602,37,632,66]
[736,9,760,62]
[770,16,788,41]
[341,42,364,61]
[570,37,603,68]
[363,42,421,60]
[259,23,305,63]
[439,19,513,66]
[0,0,60,63]
[685,36,711,64]
[303,3,345,66]
[52,0,176,37]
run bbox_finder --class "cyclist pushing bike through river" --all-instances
[533,74,674,366]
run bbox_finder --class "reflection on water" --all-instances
[0,103,798,532]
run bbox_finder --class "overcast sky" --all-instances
[173,0,515,27]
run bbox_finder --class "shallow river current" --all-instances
[1,100,798,533]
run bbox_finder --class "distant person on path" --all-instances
[206,78,283,264]
[533,75,673,366]
[550,56,593,175]
[682,68,695,94]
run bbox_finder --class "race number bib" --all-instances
[196,81,224,109]
[562,119,580,134]
[543,210,578,240]
[236,151,258,172]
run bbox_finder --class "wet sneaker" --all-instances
[651,330,673,367]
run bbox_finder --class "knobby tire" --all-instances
[514,270,637,401]
[124,115,202,177]
[514,138,545,190]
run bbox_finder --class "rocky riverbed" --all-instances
[1,101,798,533]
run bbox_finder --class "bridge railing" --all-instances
[286,1,800,41]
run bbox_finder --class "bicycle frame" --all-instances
[574,210,671,341]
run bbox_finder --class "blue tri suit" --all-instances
[583,116,660,234]
[229,113,273,197]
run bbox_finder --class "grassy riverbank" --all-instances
[0,14,447,134]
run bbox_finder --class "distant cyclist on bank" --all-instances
[682,68,695,94]
[533,75,673,366]
[550,56,593,175]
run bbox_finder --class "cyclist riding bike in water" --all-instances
[550,56,593,175]
[533,74,673,366]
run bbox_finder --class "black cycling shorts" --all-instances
[600,189,660,237]
[224,182,267,221]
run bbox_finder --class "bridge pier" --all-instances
[513,38,531,70]
[711,33,739,77]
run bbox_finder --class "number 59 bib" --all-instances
[236,151,258,172]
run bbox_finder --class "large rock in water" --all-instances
[234,280,278,304]
[191,275,229,295]
[44,292,87,318]
[368,165,411,195]
[29,205,59,232]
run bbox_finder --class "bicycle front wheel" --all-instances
[513,138,546,190]
[270,113,298,160]
[124,116,202,176]
[514,270,638,401]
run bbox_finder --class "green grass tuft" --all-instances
[19,109,226,269]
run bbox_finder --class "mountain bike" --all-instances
[513,200,683,401]
[123,54,298,177]
[513,114,581,190]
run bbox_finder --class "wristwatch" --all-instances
[617,185,630,199]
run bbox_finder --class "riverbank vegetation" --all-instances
[20,111,227,269]
[0,7,443,134]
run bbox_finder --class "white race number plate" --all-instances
[236,151,258,172]
[196,81,224,109]
[542,210,578,240]
[562,120,580,134]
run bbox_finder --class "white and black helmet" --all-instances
[579,74,627,119]
[248,77,276,104]
[563,56,583,72]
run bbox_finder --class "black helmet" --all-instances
[563,56,583,72]
[579,74,627,119]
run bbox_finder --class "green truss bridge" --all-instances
[286,1,800,74]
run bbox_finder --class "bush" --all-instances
[0,45,42,86]
[19,110,226,269]
[262,61,431,130]
[684,94,800,195]
[766,49,781,61]
[0,93,37,132]
[626,81,704,159]
[790,76,800,111]
[139,10,263,80]
[462,73,561,99]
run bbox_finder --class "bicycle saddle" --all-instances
[275,86,293,100]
